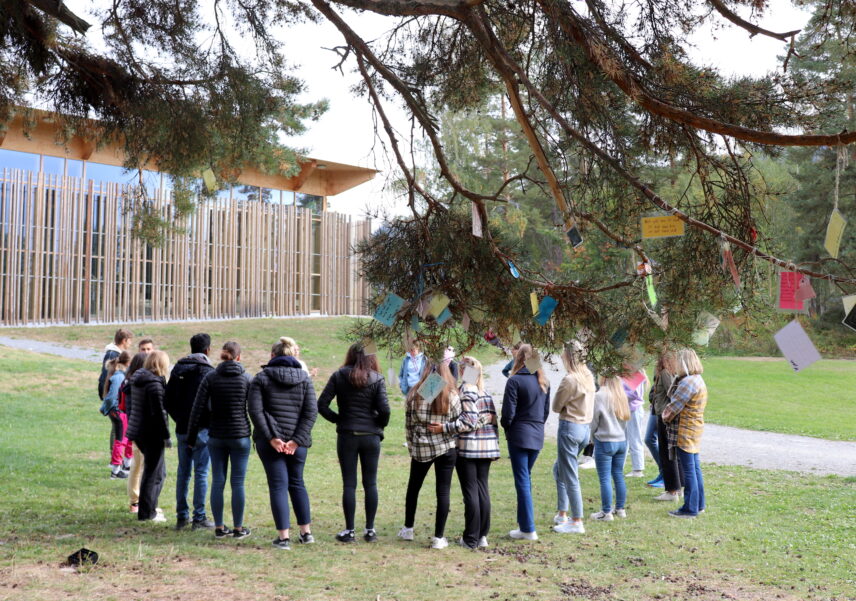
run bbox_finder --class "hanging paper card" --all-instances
[842,295,856,316]
[777,272,807,313]
[469,307,486,322]
[609,328,628,348]
[436,307,452,325]
[524,351,542,374]
[202,168,217,192]
[461,365,479,385]
[534,296,558,326]
[403,328,415,351]
[641,214,685,239]
[460,312,471,331]
[794,276,817,302]
[373,293,406,327]
[720,242,741,289]
[691,311,720,346]
[843,304,856,332]
[417,372,446,403]
[773,320,822,372]
[361,337,378,356]
[622,370,646,391]
[565,224,584,249]
[411,315,422,333]
[646,275,658,307]
[508,261,520,278]
[472,203,483,238]
[530,292,539,316]
[427,293,450,318]
[824,208,846,259]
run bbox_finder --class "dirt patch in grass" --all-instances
[0,557,276,601]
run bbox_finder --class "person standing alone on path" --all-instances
[164,333,215,530]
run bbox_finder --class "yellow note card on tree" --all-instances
[824,208,846,259]
[641,214,685,239]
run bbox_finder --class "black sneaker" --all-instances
[272,537,291,550]
[214,527,233,538]
[192,519,215,530]
[175,519,191,531]
[335,529,355,543]
[297,532,315,544]
[110,469,129,479]
[364,529,378,543]
[233,527,252,539]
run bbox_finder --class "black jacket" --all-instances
[164,354,215,434]
[126,368,170,443]
[187,360,252,446]
[318,367,390,439]
[500,367,551,451]
[248,355,317,448]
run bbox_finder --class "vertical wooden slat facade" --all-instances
[0,168,370,325]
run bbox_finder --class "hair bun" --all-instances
[280,336,289,343]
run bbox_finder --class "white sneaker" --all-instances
[431,536,448,549]
[579,459,597,470]
[590,511,614,521]
[626,470,645,478]
[509,529,538,540]
[477,536,488,548]
[397,526,414,541]
[553,513,569,525]
[655,491,680,502]
[614,509,627,518]
[152,508,167,523]
[552,521,585,534]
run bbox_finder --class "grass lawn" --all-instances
[0,347,854,601]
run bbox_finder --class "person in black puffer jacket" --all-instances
[187,341,253,539]
[248,336,318,550]
[318,342,390,543]
[122,352,148,514]
[126,350,171,522]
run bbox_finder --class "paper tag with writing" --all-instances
[436,307,452,325]
[773,320,822,372]
[472,203,483,238]
[534,296,558,326]
[428,293,450,318]
[641,214,685,239]
[824,208,846,259]
[202,168,217,192]
[777,271,807,313]
[417,372,446,403]
[461,365,479,385]
[373,292,406,327]
[530,292,539,316]
[361,337,378,356]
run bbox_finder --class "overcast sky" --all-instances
[64,1,813,217]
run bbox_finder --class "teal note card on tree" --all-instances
[418,372,446,403]
[534,296,557,325]
[374,293,405,327]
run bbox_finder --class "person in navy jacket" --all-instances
[500,344,551,541]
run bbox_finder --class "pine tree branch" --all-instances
[26,0,91,34]
[707,0,801,42]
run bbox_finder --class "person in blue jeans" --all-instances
[590,377,630,521]
[248,336,318,550]
[187,341,253,538]
[500,344,550,541]
[165,333,215,530]
[644,409,664,487]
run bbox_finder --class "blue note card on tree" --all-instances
[534,296,557,325]
[374,293,405,327]
[436,307,453,325]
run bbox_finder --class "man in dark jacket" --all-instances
[98,328,133,399]
[165,333,215,530]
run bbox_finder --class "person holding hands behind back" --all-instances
[248,337,318,550]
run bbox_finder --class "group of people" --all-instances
[97,328,708,551]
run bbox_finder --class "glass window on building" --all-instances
[260,188,279,204]
[42,155,65,176]
[296,192,323,213]
[66,159,83,178]
[232,184,260,203]
[85,161,134,186]
[0,148,40,172]
[281,190,295,205]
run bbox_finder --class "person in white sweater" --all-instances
[589,377,630,521]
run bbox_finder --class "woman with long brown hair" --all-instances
[501,344,551,541]
[398,360,461,549]
[318,342,391,543]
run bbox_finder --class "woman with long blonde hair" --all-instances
[500,344,551,540]
[551,342,596,534]
[399,360,461,549]
[589,376,630,521]
[428,356,499,549]
[126,350,171,522]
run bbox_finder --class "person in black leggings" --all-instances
[398,362,462,550]
[318,342,390,543]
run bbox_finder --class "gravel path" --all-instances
[0,336,102,362]
[483,358,856,477]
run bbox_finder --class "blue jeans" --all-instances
[208,436,251,528]
[507,442,540,533]
[677,449,705,515]
[553,421,589,519]
[257,442,311,530]
[626,409,645,471]
[176,429,210,521]
[594,440,627,513]
[644,411,662,476]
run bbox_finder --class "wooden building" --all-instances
[0,110,375,326]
